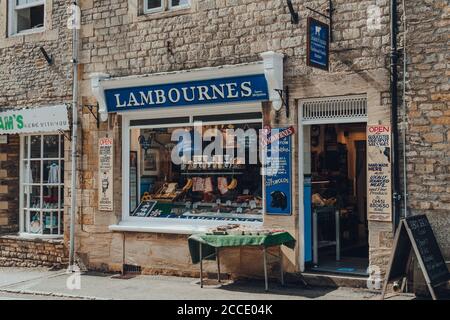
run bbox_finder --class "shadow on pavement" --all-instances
[198,278,335,299]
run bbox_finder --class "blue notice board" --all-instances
[265,128,293,216]
[307,17,330,71]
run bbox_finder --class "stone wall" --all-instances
[74,0,396,276]
[0,235,67,268]
[402,0,449,259]
[0,0,73,108]
[400,0,450,293]
[0,1,73,235]
[0,135,19,234]
[0,0,72,234]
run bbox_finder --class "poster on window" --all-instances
[264,127,294,216]
[98,137,114,211]
[367,125,392,222]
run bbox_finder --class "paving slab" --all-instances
[0,267,57,288]
[0,267,415,300]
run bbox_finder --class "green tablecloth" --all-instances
[188,232,296,264]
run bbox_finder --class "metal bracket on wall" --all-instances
[286,0,299,24]
[58,129,72,142]
[82,104,100,129]
[306,0,335,42]
[274,86,290,118]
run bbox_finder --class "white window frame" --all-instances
[168,0,191,10]
[8,0,46,36]
[113,104,264,234]
[143,0,190,15]
[143,0,164,14]
[19,133,64,238]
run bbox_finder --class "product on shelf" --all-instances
[204,177,214,193]
[227,178,238,190]
[182,178,193,192]
[207,224,286,236]
[217,177,229,195]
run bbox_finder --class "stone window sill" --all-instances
[0,233,63,243]
[136,7,193,22]
[0,29,58,49]
[109,219,263,235]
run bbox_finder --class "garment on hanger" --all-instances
[24,163,33,194]
[192,177,204,192]
[204,177,214,193]
[218,177,228,195]
[48,163,59,184]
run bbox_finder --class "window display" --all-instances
[21,134,64,236]
[128,122,263,223]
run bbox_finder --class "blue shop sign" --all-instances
[264,127,294,216]
[105,74,269,113]
[307,17,330,71]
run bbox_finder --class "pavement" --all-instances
[0,267,416,300]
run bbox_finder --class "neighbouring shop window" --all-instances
[128,121,263,223]
[8,0,45,36]
[143,0,190,14]
[21,134,64,236]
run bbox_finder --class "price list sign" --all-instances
[98,137,114,211]
[367,125,392,222]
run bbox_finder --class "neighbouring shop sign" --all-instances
[104,74,269,113]
[264,127,294,216]
[367,125,392,222]
[0,105,69,135]
[307,17,330,71]
[99,137,114,211]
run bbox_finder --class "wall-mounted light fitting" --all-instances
[39,46,54,65]
[287,0,299,24]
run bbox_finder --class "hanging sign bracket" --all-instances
[83,103,100,129]
[306,0,335,42]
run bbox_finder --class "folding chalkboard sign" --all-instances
[382,215,450,300]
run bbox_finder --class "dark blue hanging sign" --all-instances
[104,74,269,113]
[264,127,294,216]
[307,17,330,71]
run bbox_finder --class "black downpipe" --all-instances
[390,0,401,230]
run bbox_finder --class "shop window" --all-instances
[8,0,45,36]
[143,0,190,14]
[127,121,263,223]
[21,134,64,236]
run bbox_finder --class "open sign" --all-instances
[368,125,390,134]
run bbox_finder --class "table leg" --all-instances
[279,246,284,286]
[313,210,318,266]
[199,242,203,288]
[263,247,268,292]
[216,248,221,283]
[336,209,341,262]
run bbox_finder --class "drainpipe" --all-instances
[69,1,80,270]
[401,0,409,218]
[390,0,401,230]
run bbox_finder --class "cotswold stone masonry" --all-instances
[0,0,447,280]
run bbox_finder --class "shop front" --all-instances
[292,69,394,281]
[85,52,300,277]
[0,105,69,268]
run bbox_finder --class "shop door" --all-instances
[298,95,368,272]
